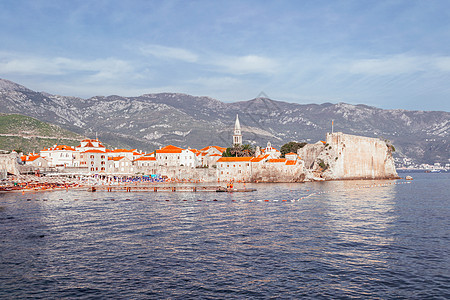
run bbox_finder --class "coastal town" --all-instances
[1,114,403,191]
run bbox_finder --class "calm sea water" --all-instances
[1,173,449,299]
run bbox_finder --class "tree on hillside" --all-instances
[280,141,307,157]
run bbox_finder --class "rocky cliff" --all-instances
[309,132,398,180]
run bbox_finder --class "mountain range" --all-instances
[0,78,448,165]
[0,113,84,153]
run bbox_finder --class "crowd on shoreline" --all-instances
[0,174,213,193]
[0,175,84,192]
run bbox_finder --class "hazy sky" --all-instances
[1,0,449,111]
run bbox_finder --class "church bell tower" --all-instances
[233,114,242,146]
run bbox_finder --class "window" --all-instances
[101,167,105,171]
[90,155,94,159]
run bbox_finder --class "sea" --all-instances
[1,172,449,299]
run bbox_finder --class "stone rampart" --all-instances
[314,132,398,180]
[0,152,20,175]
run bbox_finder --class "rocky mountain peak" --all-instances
[0,78,31,92]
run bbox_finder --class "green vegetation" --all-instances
[0,114,84,153]
[317,159,329,170]
[222,144,255,157]
[384,139,396,153]
[280,141,307,157]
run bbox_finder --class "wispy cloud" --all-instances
[0,52,133,80]
[434,56,450,72]
[347,54,450,76]
[139,45,198,63]
[212,55,279,75]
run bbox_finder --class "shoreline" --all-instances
[0,174,409,194]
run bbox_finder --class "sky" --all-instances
[0,0,449,111]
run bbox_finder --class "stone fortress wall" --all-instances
[0,152,20,176]
[309,132,398,180]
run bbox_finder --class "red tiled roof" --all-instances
[285,160,297,165]
[286,152,296,155]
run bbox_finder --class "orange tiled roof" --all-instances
[210,154,222,157]
[286,152,296,155]
[82,150,106,153]
[285,160,297,165]
[267,158,287,163]
[156,149,183,154]
[42,145,75,151]
[111,149,136,153]
[217,157,253,162]
[213,146,227,152]
[161,145,183,150]
[22,154,41,162]
[55,145,75,151]
[251,154,270,162]
[157,145,184,154]
[200,146,227,153]
[108,156,125,161]
[27,155,41,162]
[134,156,156,161]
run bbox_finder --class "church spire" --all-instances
[233,114,242,146]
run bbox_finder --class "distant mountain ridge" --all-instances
[0,78,448,165]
